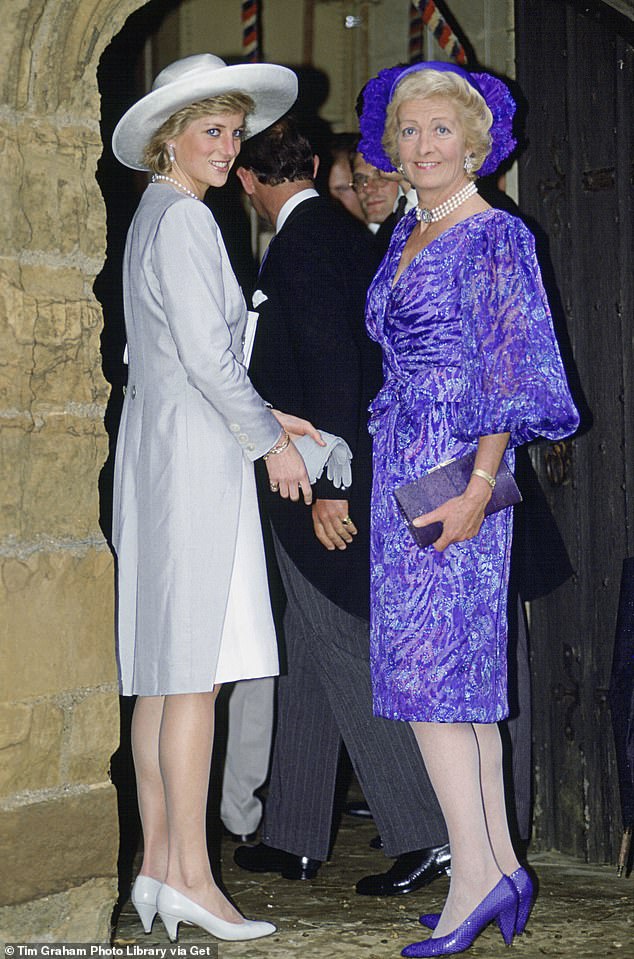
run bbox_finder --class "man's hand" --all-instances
[312,499,357,550]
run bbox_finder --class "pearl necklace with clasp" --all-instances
[151,173,200,201]
[415,181,478,229]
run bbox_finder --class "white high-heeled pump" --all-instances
[156,884,276,942]
[130,875,162,933]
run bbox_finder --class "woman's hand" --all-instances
[265,439,314,505]
[312,499,357,550]
[413,478,492,552]
[271,410,326,446]
[413,432,510,552]
[263,412,324,505]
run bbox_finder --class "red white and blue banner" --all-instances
[411,0,468,65]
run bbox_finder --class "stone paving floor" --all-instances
[113,813,634,959]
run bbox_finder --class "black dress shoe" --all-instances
[222,825,258,843]
[355,843,451,896]
[343,800,374,819]
[234,841,320,880]
[369,834,383,850]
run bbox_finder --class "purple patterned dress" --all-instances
[366,208,579,723]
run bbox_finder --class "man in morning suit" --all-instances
[233,116,450,896]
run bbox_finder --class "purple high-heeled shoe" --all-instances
[508,866,533,934]
[419,865,534,938]
[402,875,518,957]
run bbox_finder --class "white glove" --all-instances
[292,431,353,490]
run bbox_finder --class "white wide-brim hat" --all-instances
[112,53,298,171]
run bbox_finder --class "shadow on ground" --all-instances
[114,811,633,959]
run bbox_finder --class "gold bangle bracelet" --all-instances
[471,467,496,490]
[263,430,290,460]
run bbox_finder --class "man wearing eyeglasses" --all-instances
[351,154,400,232]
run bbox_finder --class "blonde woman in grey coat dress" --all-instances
[111,55,320,943]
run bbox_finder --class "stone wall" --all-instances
[0,0,145,942]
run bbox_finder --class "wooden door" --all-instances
[515,0,634,862]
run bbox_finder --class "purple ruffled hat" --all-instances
[358,60,516,178]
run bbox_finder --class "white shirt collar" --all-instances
[276,188,319,233]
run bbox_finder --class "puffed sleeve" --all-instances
[454,213,579,448]
[151,198,280,460]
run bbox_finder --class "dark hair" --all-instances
[329,131,360,168]
[315,131,359,197]
[238,115,314,185]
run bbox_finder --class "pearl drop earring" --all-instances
[168,144,176,163]
[464,154,475,175]
[398,163,406,176]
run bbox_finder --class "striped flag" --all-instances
[413,0,468,66]
[242,0,260,62]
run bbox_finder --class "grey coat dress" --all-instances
[112,183,281,696]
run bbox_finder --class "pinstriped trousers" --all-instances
[262,535,448,861]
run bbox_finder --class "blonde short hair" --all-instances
[143,92,255,174]
[383,71,492,176]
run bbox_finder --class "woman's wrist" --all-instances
[263,429,290,460]
[466,472,494,503]
[471,467,496,490]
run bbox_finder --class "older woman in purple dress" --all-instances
[358,63,579,957]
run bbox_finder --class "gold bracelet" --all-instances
[471,467,496,490]
[263,430,290,460]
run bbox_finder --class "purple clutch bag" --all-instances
[394,451,522,548]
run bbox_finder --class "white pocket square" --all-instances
[252,290,268,308]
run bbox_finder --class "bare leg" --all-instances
[473,723,521,876]
[410,722,501,937]
[159,690,243,923]
[132,695,169,882]
[132,689,244,924]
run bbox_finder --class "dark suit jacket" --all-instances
[249,195,383,620]
[373,211,399,257]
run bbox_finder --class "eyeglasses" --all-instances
[350,171,395,192]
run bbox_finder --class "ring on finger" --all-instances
[270,482,279,492]
[341,516,352,526]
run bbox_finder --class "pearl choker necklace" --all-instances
[151,174,200,201]
[415,182,478,226]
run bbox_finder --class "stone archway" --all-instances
[0,0,148,942]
